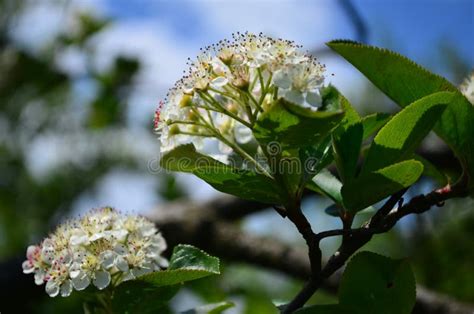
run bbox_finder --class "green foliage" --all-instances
[360,113,391,139]
[253,97,344,150]
[337,92,453,212]
[295,304,356,314]
[362,92,450,173]
[339,252,416,314]
[328,41,474,190]
[333,122,363,182]
[181,301,234,314]
[113,245,221,313]
[296,252,416,314]
[308,169,342,205]
[342,159,423,212]
[160,144,283,203]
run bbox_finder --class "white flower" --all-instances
[273,62,325,107]
[22,207,168,298]
[460,70,474,105]
[154,32,326,160]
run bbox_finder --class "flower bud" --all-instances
[179,94,193,108]
[169,125,181,136]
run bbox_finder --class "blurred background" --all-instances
[0,0,473,313]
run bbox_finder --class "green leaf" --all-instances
[328,40,474,190]
[342,159,423,212]
[113,245,220,313]
[181,301,234,314]
[333,122,363,181]
[295,304,361,314]
[253,97,344,150]
[338,252,416,314]
[362,92,450,173]
[327,41,456,106]
[308,169,343,204]
[160,144,282,204]
[360,113,391,139]
[112,284,178,314]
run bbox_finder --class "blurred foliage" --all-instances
[409,200,474,303]
[0,1,141,258]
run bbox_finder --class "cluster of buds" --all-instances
[22,207,168,297]
[154,32,326,155]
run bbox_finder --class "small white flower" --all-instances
[22,207,168,298]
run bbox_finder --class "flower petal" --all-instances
[71,273,90,291]
[93,271,111,290]
[22,260,34,274]
[211,76,228,87]
[45,280,59,297]
[60,280,73,297]
[34,270,45,285]
[306,91,322,107]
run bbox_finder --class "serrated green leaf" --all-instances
[181,301,234,314]
[362,92,450,173]
[360,113,391,139]
[113,245,221,313]
[339,252,416,314]
[333,122,363,181]
[328,40,474,190]
[253,97,344,150]
[342,159,423,212]
[327,40,456,105]
[160,144,282,204]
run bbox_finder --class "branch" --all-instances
[283,182,468,312]
[146,201,474,314]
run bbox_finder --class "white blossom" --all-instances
[22,207,168,298]
[154,32,327,156]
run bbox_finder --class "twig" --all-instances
[283,183,467,312]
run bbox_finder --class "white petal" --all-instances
[306,91,322,107]
[26,245,37,258]
[234,124,253,144]
[115,257,129,272]
[284,89,304,106]
[70,234,88,246]
[155,256,169,268]
[71,273,90,291]
[90,233,104,242]
[45,280,59,297]
[60,280,73,297]
[93,271,111,290]
[34,270,45,285]
[273,70,291,89]
[22,260,35,274]
[211,76,228,87]
[114,244,128,256]
[100,251,116,269]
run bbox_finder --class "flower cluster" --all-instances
[22,207,168,297]
[154,32,326,155]
[460,70,474,105]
